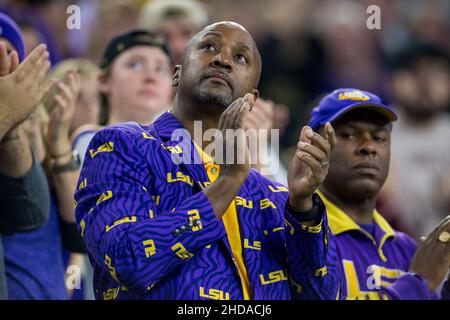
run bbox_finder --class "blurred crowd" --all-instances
[0,0,448,299]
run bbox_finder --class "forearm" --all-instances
[52,171,79,223]
[377,273,436,300]
[0,125,33,177]
[203,171,247,219]
[284,203,340,300]
[49,136,80,223]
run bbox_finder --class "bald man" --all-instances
[75,22,340,300]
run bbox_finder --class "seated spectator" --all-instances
[73,29,174,164]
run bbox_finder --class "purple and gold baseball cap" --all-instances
[308,88,398,130]
[0,12,25,62]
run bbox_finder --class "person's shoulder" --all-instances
[90,122,154,144]
[393,230,418,253]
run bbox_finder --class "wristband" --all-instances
[286,193,323,222]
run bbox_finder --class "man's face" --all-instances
[321,109,391,199]
[175,22,261,109]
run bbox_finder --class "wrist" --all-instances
[51,149,81,173]
[286,193,323,223]
[288,194,313,212]
[49,141,72,159]
[219,166,249,182]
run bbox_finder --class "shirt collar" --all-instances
[316,189,395,240]
[152,110,185,141]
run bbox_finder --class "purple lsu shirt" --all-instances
[317,190,439,300]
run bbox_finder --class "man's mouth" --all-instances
[352,162,380,176]
[202,71,232,89]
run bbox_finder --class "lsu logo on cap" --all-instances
[338,90,370,101]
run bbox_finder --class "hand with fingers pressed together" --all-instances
[46,69,82,159]
[0,43,52,140]
[287,122,336,216]
[217,92,257,179]
[411,215,450,291]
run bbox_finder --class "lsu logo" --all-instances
[284,219,295,235]
[199,287,230,300]
[105,216,137,232]
[171,242,194,260]
[143,239,156,257]
[161,143,183,154]
[90,142,114,158]
[243,239,261,251]
[96,190,113,205]
[105,255,120,283]
[197,181,211,190]
[260,198,277,210]
[269,185,288,193]
[314,266,327,277]
[235,196,253,209]
[151,195,160,206]
[167,172,194,186]
[79,218,86,237]
[338,90,370,101]
[142,132,155,140]
[78,178,87,190]
[188,209,203,231]
[260,270,288,285]
[103,288,119,300]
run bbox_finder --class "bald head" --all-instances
[181,21,262,87]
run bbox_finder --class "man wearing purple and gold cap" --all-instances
[309,88,450,299]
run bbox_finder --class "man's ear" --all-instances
[251,88,259,101]
[172,65,181,86]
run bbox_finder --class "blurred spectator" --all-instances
[138,0,209,64]
[379,44,450,239]
[43,59,100,137]
[73,29,173,165]
[86,0,140,64]
[0,12,52,300]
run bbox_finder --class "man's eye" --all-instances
[203,43,217,52]
[374,136,387,143]
[235,54,248,64]
[340,132,355,139]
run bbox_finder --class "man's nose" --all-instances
[357,135,377,156]
[211,52,232,71]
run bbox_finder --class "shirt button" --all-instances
[211,167,217,174]
[188,221,194,228]
[180,225,187,233]
[173,229,180,236]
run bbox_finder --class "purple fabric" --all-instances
[0,11,25,61]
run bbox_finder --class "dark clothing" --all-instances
[2,195,67,299]
[0,154,50,299]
